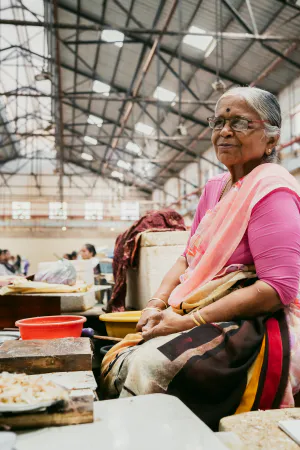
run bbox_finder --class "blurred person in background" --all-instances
[63,251,78,261]
[0,250,16,275]
[13,255,22,274]
[79,244,101,275]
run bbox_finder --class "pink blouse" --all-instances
[183,173,300,305]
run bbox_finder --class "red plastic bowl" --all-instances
[15,315,87,340]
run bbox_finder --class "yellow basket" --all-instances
[99,311,142,338]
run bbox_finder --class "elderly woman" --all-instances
[101,87,300,429]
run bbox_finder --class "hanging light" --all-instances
[211,79,226,92]
[35,71,52,82]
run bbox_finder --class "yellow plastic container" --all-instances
[99,311,142,338]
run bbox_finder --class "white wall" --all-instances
[278,75,300,175]
[279,75,300,150]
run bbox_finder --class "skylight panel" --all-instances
[117,160,131,171]
[126,141,142,156]
[81,152,94,161]
[87,114,103,127]
[183,26,213,52]
[121,202,139,221]
[102,29,124,48]
[84,135,97,145]
[92,80,111,96]
[154,86,176,102]
[111,170,124,180]
[135,122,154,136]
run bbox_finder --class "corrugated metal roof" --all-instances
[1,0,300,193]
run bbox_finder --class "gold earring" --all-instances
[267,148,272,155]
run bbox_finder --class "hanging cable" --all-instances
[178,0,183,126]
[215,0,220,82]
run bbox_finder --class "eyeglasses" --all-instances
[207,116,269,132]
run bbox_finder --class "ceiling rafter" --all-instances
[220,0,300,70]
[45,0,247,86]
[63,122,198,191]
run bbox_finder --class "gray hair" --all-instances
[216,87,281,162]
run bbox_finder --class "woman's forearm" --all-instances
[142,280,283,339]
[151,256,188,304]
[199,280,282,324]
[137,256,188,331]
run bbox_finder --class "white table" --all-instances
[15,394,227,450]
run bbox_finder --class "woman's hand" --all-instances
[136,308,161,332]
[141,308,194,341]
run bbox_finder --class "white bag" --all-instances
[34,260,77,286]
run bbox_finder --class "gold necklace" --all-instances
[219,176,232,200]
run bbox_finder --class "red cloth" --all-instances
[107,210,186,312]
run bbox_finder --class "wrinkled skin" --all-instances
[141,308,192,341]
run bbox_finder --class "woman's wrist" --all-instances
[148,297,168,310]
[184,314,198,330]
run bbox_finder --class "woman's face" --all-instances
[211,95,277,169]
[80,246,92,260]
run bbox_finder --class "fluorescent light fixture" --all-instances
[87,114,103,127]
[126,141,142,156]
[135,122,154,136]
[81,152,94,161]
[121,201,139,221]
[117,159,131,171]
[49,202,67,220]
[183,26,213,52]
[12,201,31,220]
[84,135,97,145]
[92,80,111,96]
[111,170,124,180]
[102,29,124,48]
[85,202,103,220]
[154,86,176,102]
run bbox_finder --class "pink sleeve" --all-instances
[248,189,300,305]
[182,187,207,257]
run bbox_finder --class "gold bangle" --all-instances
[143,307,161,313]
[196,310,207,325]
[191,312,201,327]
[149,297,168,309]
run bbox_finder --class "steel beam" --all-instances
[221,0,300,70]
[62,123,199,189]
[101,0,168,169]
[61,97,221,173]
[53,0,65,203]
[1,19,299,42]
[1,90,217,105]
[274,0,300,12]
[43,0,246,86]
[4,45,209,125]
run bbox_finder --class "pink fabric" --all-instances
[183,172,300,305]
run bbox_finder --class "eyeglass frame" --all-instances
[207,115,269,131]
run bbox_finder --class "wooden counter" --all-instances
[0,337,93,374]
